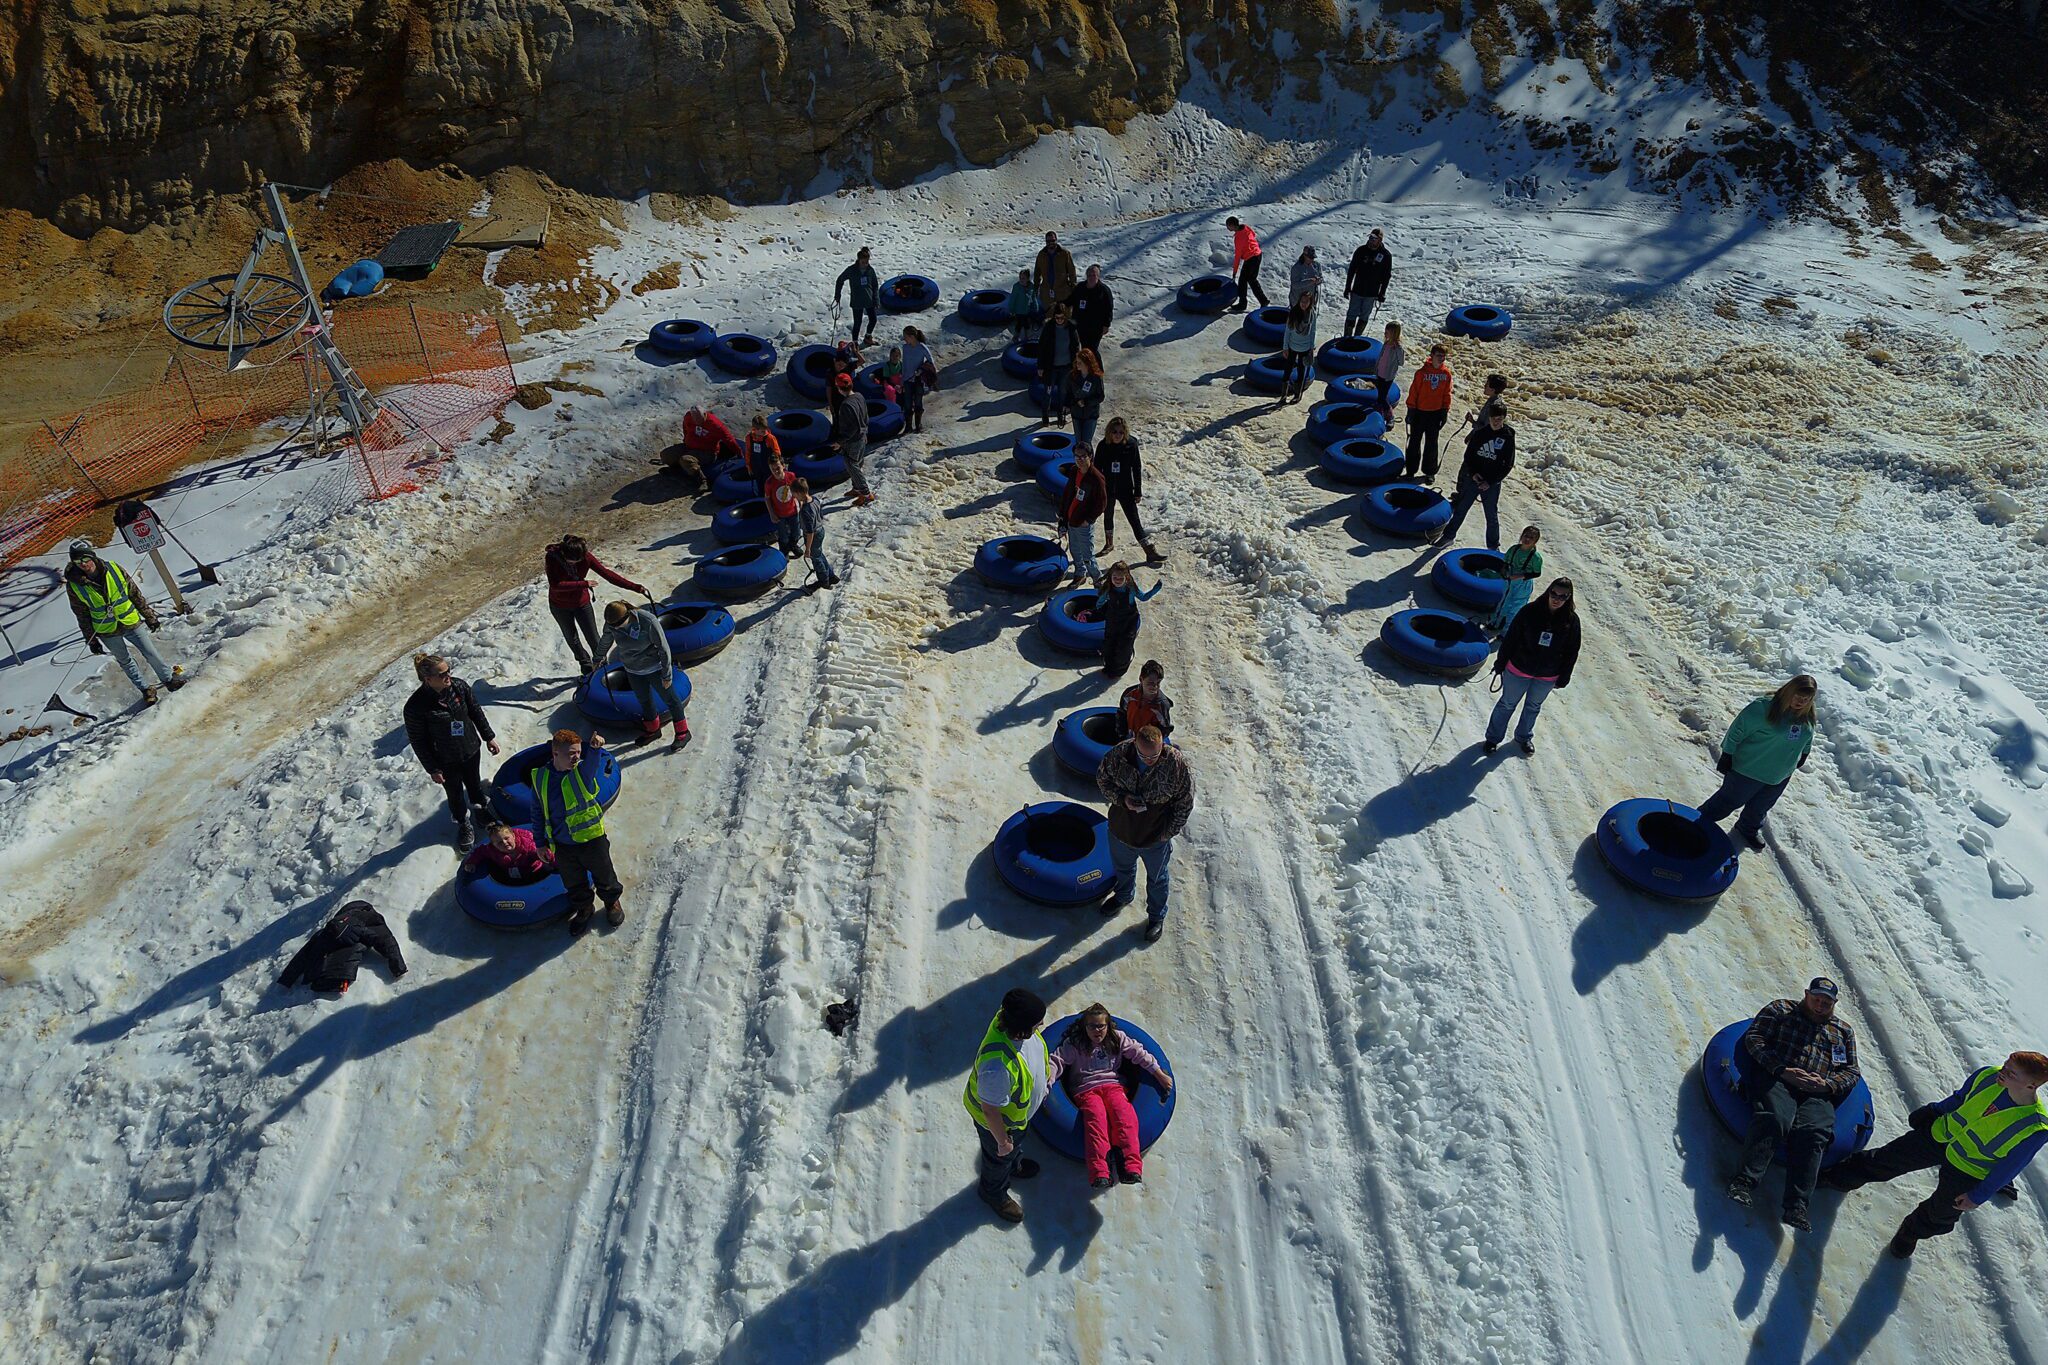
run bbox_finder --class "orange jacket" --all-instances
[1231,224,1262,272]
[743,429,781,478]
[1406,359,1453,413]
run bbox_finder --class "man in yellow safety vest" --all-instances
[531,728,623,934]
[65,540,184,704]
[962,987,1061,1224]
[1824,1050,2048,1258]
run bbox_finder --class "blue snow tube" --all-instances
[993,801,1115,906]
[1001,340,1042,381]
[1320,436,1404,485]
[1307,399,1387,446]
[491,743,623,825]
[1039,588,1105,656]
[786,344,838,401]
[853,363,890,401]
[1053,707,1122,777]
[958,288,1012,326]
[768,408,831,457]
[1379,609,1490,676]
[1177,274,1236,313]
[975,535,1067,592]
[1036,458,1077,504]
[576,664,693,728]
[1242,305,1291,347]
[1701,1019,1874,1168]
[1325,372,1400,408]
[1596,798,1742,902]
[866,397,906,441]
[1013,430,1076,471]
[693,544,788,599]
[791,450,848,487]
[713,497,775,546]
[710,332,778,378]
[1431,547,1509,610]
[456,832,573,930]
[648,318,714,356]
[1245,354,1291,393]
[1031,1015,1178,1162]
[653,601,737,665]
[323,258,384,302]
[1029,377,1057,410]
[709,460,757,505]
[1361,483,1451,537]
[881,274,940,313]
[1446,304,1513,341]
[1317,335,1383,375]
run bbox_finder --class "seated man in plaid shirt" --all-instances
[1728,976,1860,1230]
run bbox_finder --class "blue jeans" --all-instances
[105,626,174,693]
[1698,770,1789,839]
[626,669,688,730]
[1441,474,1503,550]
[1486,672,1555,744]
[1065,522,1097,581]
[1110,835,1172,922]
[807,532,836,582]
[1074,411,1099,451]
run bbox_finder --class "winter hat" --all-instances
[68,539,96,560]
[1806,976,1840,1001]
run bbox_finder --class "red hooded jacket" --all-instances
[545,542,645,610]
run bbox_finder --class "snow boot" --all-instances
[455,818,477,856]
[1090,1175,1114,1190]
[605,898,626,928]
[668,721,692,754]
[1114,1151,1142,1185]
[164,676,187,692]
[1142,917,1165,943]
[1726,1175,1755,1208]
[1100,888,1132,918]
[1738,828,1767,852]
[140,687,159,707]
[1782,1203,1811,1232]
[1517,736,1535,756]
[568,907,595,936]
[1142,542,1164,565]
[988,1194,1024,1224]
[1482,740,1500,755]
[1887,1227,1917,1260]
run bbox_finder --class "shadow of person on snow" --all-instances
[603,467,693,513]
[978,668,1103,736]
[1349,742,1507,859]
[1324,543,1427,619]
[1677,1058,1782,1321]
[1568,836,1713,995]
[1802,1254,1909,1363]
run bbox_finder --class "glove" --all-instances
[143,615,160,633]
[89,637,106,655]
[1716,754,1732,774]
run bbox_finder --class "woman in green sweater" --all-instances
[1698,675,1818,848]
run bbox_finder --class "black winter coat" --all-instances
[1065,371,1104,420]
[1347,244,1392,299]
[404,678,495,770]
[279,902,407,992]
[1458,423,1517,484]
[1095,438,1142,497]
[1036,320,1079,374]
[1070,281,1115,336]
[1495,599,1580,687]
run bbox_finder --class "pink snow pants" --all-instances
[1075,1084,1143,1182]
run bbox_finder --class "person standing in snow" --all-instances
[1484,526,1544,635]
[1371,320,1406,420]
[1092,560,1161,682]
[1095,723,1193,942]
[278,900,407,994]
[1462,372,1509,431]
[1051,1004,1174,1189]
[1484,578,1578,756]
[827,374,874,507]
[1279,291,1318,405]
[1823,1050,2048,1259]
[1034,231,1078,314]
[763,452,803,562]
[899,326,936,434]
[1036,304,1080,426]
[1435,406,1517,551]
[1696,676,1818,850]
[1095,418,1161,565]
[792,479,840,590]
[1066,349,1106,451]
[64,540,184,705]
[1727,977,1861,1232]
[1403,343,1454,482]
[1225,216,1269,312]
[964,986,1061,1224]
[1007,268,1041,341]
[1115,660,1174,740]
[531,727,623,934]
[1289,245,1324,308]
[404,652,502,852]
[742,414,781,500]
[595,600,691,752]
[545,535,648,676]
[1071,264,1115,358]
[835,246,881,347]
[1344,229,1392,338]
[1056,446,1110,585]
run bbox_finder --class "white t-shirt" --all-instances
[975,1034,1052,1126]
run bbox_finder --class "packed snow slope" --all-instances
[1,105,2045,1364]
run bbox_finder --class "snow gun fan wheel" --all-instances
[1378,609,1490,677]
[490,743,623,826]
[692,544,789,600]
[457,830,575,930]
[958,288,1011,326]
[1030,1014,1178,1162]
[575,665,693,730]
[1012,430,1076,471]
[654,601,737,665]
[880,274,940,313]
[712,498,775,546]
[1446,304,1513,341]
[1595,798,1742,902]
[648,318,714,357]
[709,332,778,377]
[1360,483,1451,538]
[768,408,831,456]
[1039,588,1106,656]
[1241,305,1291,348]
[1431,548,1509,610]
[1319,437,1403,486]
[1700,1020,1875,1167]
[1176,275,1236,314]
[974,536,1068,592]
[786,344,837,401]
[992,802,1115,906]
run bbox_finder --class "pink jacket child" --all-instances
[464,824,556,882]
[1052,1006,1175,1188]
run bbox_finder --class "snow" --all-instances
[2,97,2046,1364]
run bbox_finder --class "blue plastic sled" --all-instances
[1360,483,1451,538]
[1306,399,1387,446]
[1316,335,1382,375]
[881,274,940,313]
[653,601,737,665]
[768,408,831,457]
[1320,437,1403,485]
[693,544,788,599]
[710,332,777,377]
[1241,305,1291,348]
[1446,304,1513,341]
[786,344,837,401]
[648,318,714,356]
[958,289,1011,326]
[1013,431,1075,471]
[1040,588,1105,655]
[1176,275,1235,313]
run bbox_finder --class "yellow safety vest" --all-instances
[532,762,606,846]
[69,562,143,635]
[1932,1068,2048,1178]
[960,1014,1038,1128]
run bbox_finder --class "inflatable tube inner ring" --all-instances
[995,540,1057,564]
[771,412,814,436]
[1384,486,1440,511]
[1639,811,1714,860]
[1409,614,1474,645]
[1057,594,1093,625]
[725,336,765,356]
[1326,338,1375,358]
[661,605,716,631]
[714,545,773,568]
[1463,307,1501,323]
[1325,403,1370,426]
[1024,809,1100,861]
[966,289,1004,307]
[1078,713,1119,744]
[1185,277,1227,298]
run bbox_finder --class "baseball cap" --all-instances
[69,539,96,560]
[1806,976,1840,1000]
[833,372,853,390]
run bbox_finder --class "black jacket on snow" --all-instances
[403,678,495,771]
[279,902,408,992]
[1070,281,1114,337]
[1458,423,1517,484]
[1346,244,1392,299]
[1495,599,1580,687]
[1065,372,1104,420]
[1036,319,1079,375]
[1095,438,1142,497]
